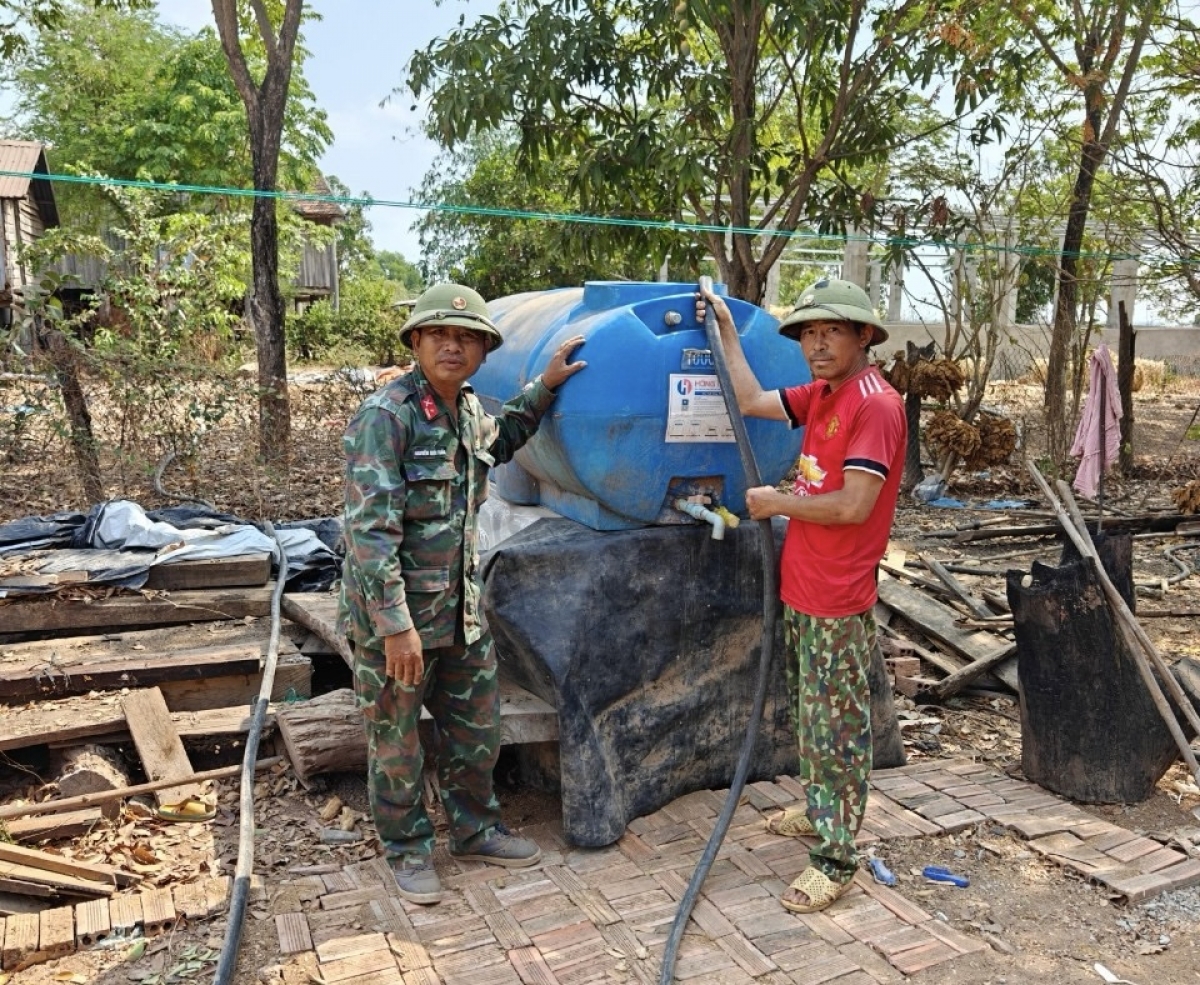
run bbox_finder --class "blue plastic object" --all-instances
[867,857,897,887]
[922,865,969,888]
[470,282,810,530]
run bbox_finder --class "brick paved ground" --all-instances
[7,758,1199,982]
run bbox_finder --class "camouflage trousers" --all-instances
[782,605,874,885]
[353,632,502,860]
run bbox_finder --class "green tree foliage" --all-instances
[288,273,407,366]
[962,0,1167,467]
[6,1,330,233]
[404,0,1017,304]
[374,251,424,295]
[0,0,150,56]
[416,130,663,296]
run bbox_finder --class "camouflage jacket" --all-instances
[338,364,555,650]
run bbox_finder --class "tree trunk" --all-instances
[41,326,102,505]
[248,169,290,461]
[1117,300,1135,473]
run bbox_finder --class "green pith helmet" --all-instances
[778,278,888,347]
[400,283,503,352]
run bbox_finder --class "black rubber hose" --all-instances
[212,523,289,985]
[658,279,780,983]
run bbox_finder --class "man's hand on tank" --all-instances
[694,290,732,330]
[543,335,588,389]
[384,628,425,687]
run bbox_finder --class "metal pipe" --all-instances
[673,498,725,539]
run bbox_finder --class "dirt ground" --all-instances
[3,369,1200,984]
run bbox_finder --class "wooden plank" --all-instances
[0,586,277,636]
[0,690,278,754]
[0,859,114,897]
[0,643,266,701]
[74,898,110,946]
[157,651,309,712]
[877,579,1019,690]
[37,906,74,962]
[0,844,123,889]
[122,688,203,807]
[2,911,38,971]
[0,876,56,898]
[144,553,271,591]
[5,808,104,842]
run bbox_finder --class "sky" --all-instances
[157,0,499,263]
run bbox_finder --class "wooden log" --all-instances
[277,683,559,786]
[276,689,366,786]
[0,757,281,821]
[54,745,130,819]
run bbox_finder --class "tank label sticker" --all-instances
[666,374,736,443]
[680,348,714,370]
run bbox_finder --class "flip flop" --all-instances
[765,808,815,837]
[156,797,217,823]
[780,867,853,914]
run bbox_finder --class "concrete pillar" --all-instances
[1108,254,1138,330]
[887,261,904,322]
[842,226,869,287]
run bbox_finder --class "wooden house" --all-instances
[291,174,344,310]
[0,140,59,323]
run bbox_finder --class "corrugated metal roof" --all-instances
[0,140,59,227]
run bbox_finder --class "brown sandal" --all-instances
[765,808,815,837]
[780,867,852,914]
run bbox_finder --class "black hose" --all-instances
[658,279,779,984]
[212,523,289,985]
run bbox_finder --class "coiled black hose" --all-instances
[658,279,779,983]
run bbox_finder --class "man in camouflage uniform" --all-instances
[696,280,905,914]
[339,283,586,904]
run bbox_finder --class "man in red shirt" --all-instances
[697,278,906,913]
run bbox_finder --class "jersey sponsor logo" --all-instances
[793,454,827,491]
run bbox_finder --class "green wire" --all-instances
[0,166,1153,264]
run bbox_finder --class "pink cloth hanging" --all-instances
[1070,343,1122,499]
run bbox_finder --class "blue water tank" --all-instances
[471,281,810,531]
